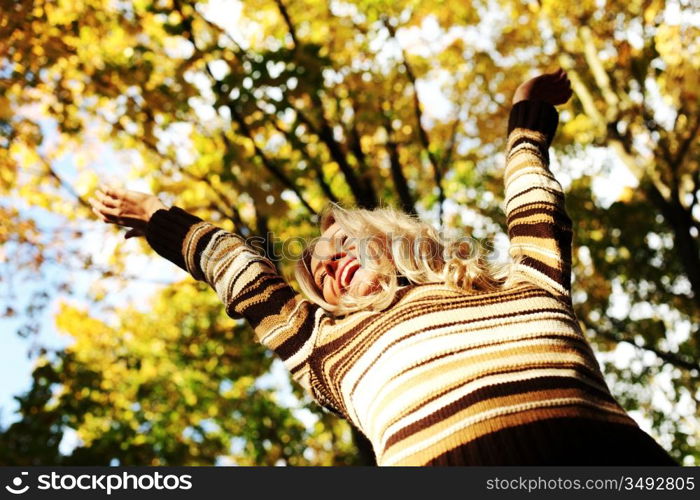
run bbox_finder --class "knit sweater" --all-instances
[146,100,677,466]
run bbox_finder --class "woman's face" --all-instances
[309,222,381,305]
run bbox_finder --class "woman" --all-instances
[89,68,679,466]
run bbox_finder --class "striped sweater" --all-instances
[146,100,677,466]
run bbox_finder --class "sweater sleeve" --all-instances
[503,100,573,303]
[145,206,325,400]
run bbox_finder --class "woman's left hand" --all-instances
[89,184,167,239]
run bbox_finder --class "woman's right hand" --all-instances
[89,184,167,239]
[512,68,573,106]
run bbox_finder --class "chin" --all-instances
[346,268,382,298]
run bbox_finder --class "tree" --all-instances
[0,0,697,464]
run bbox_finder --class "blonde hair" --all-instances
[295,202,527,316]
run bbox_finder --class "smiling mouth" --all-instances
[340,259,360,289]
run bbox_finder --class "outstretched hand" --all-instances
[512,68,573,106]
[88,184,167,239]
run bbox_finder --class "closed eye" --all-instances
[317,235,348,291]
[317,269,328,290]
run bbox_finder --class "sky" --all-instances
[0,0,695,462]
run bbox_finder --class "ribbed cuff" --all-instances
[507,100,559,147]
[145,206,204,273]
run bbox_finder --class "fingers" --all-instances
[88,185,150,240]
[549,68,571,95]
[124,228,145,239]
[517,67,573,106]
[100,183,125,197]
[94,189,119,208]
[543,67,568,81]
[91,184,127,220]
[552,86,574,105]
[89,204,120,224]
[558,69,571,87]
[96,204,121,217]
[88,193,121,223]
[551,67,565,76]
[94,183,127,209]
[90,204,109,222]
[560,75,572,95]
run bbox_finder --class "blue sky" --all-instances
[0,120,186,429]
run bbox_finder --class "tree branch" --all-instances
[345,100,370,176]
[579,26,620,119]
[38,156,90,208]
[254,212,281,276]
[273,0,299,49]
[606,118,672,202]
[195,0,376,209]
[441,103,463,173]
[581,316,700,375]
[383,17,444,225]
[342,97,377,205]
[291,98,376,208]
[383,116,417,216]
[123,114,252,236]
[673,112,700,173]
[642,183,700,308]
[174,8,318,217]
[689,168,700,214]
[225,99,316,216]
[269,117,339,203]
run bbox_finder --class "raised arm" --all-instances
[504,69,574,304]
[88,188,326,402]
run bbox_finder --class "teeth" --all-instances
[341,260,359,287]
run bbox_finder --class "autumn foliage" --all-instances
[0,0,698,465]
